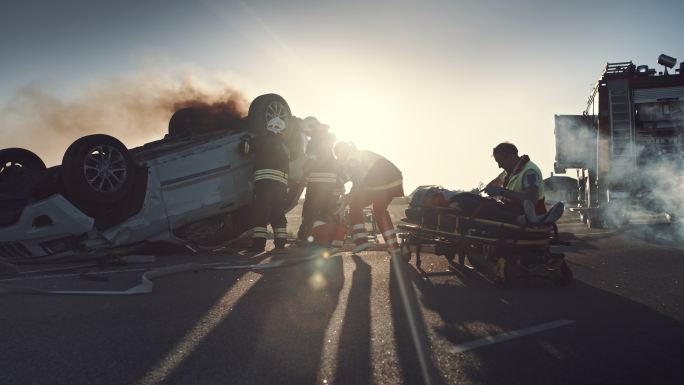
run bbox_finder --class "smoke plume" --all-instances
[0,71,249,166]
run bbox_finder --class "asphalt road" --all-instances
[1,222,684,385]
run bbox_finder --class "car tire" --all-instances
[61,134,135,204]
[248,94,291,133]
[168,106,245,137]
[0,148,46,184]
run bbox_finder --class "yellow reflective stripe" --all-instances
[352,232,368,240]
[382,229,397,237]
[307,177,338,183]
[365,178,403,191]
[254,169,288,178]
[309,172,338,178]
[254,169,289,183]
[352,224,366,231]
[274,228,288,239]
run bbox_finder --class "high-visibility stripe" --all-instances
[312,221,326,228]
[365,178,403,191]
[352,224,366,231]
[352,232,368,240]
[254,169,288,178]
[352,242,370,253]
[274,230,288,239]
[382,229,397,238]
[332,240,344,247]
[307,177,338,183]
[254,169,289,184]
[308,172,338,178]
[252,227,267,233]
[307,172,338,184]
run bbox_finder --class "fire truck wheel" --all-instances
[248,94,291,134]
[0,148,46,183]
[586,216,604,229]
[579,212,588,224]
[61,134,135,204]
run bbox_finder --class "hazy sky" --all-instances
[1,0,682,192]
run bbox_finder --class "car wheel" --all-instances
[168,106,245,137]
[0,148,46,183]
[61,134,135,204]
[248,94,291,133]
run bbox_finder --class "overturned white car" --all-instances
[0,94,307,263]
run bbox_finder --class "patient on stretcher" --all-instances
[406,187,563,226]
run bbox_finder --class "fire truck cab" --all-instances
[555,54,684,228]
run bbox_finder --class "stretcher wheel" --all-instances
[399,238,411,263]
[553,260,573,286]
[494,257,510,288]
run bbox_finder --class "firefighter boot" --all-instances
[248,237,267,252]
[375,209,400,258]
[274,227,288,249]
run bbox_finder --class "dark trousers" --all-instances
[298,185,339,239]
[449,192,523,223]
[251,181,288,246]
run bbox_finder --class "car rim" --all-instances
[0,161,21,176]
[82,145,128,193]
[265,101,289,127]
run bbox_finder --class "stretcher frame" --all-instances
[397,207,572,287]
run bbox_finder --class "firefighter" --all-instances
[240,117,290,252]
[297,117,344,243]
[334,142,404,257]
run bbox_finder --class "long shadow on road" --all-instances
[162,248,344,385]
[0,252,275,385]
[334,254,372,385]
[405,262,684,385]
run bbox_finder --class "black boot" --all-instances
[248,238,266,252]
[274,238,287,250]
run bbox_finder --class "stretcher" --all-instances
[397,206,572,287]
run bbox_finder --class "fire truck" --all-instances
[554,54,684,228]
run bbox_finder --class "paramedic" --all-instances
[480,142,563,223]
[483,142,545,213]
[240,117,290,252]
[334,142,404,257]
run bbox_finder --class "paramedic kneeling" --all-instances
[483,142,545,214]
[448,142,564,225]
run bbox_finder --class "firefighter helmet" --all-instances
[266,117,287,134]
[333,141,356,162]
[301,116,329,135]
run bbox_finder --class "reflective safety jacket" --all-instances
[344,150,402,192]
[503,155,545,212]
[249,133,290,185]
[305,132,342,188]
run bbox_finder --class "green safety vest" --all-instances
[505,159,545,202]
